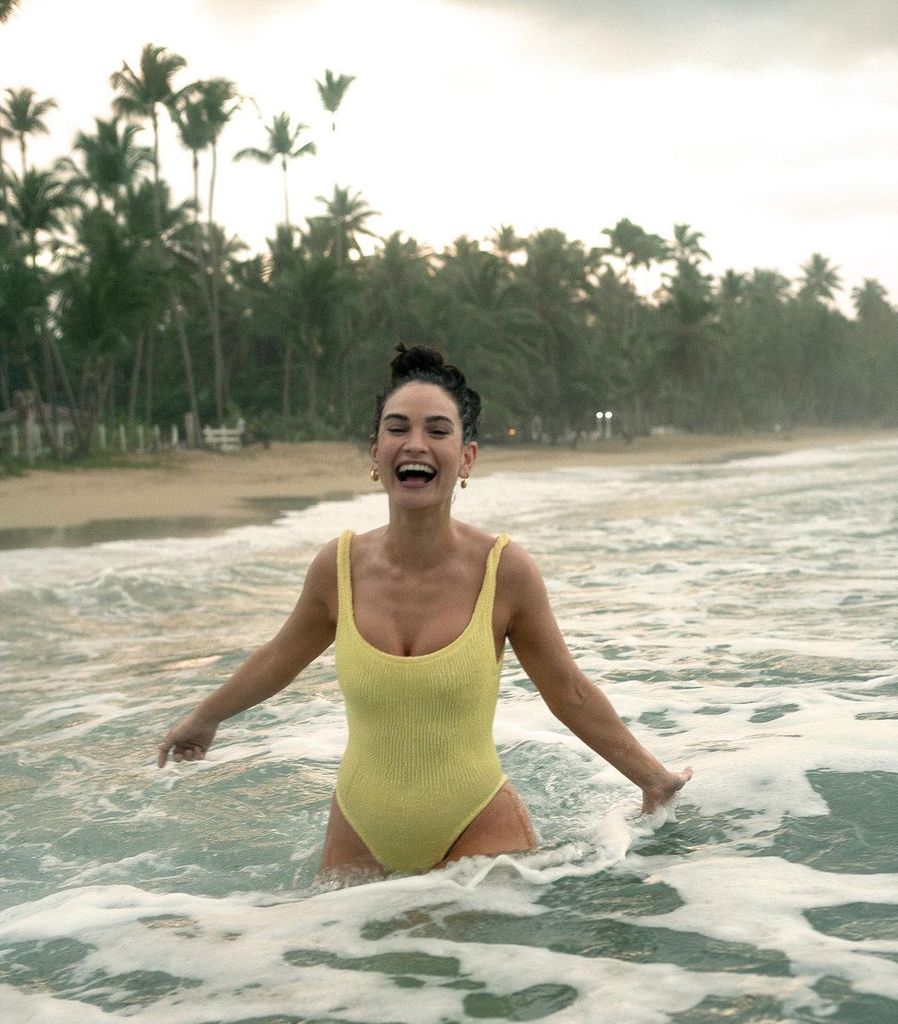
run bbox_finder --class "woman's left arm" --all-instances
[501,543,692,812]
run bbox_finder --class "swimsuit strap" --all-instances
[336,529,354,635]
[470,533,509,638]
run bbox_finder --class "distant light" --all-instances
[507,427,518,437]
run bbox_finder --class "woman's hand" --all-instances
[157,711,219,767]
[640,767,693,814]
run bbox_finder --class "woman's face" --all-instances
[371,382,477,504]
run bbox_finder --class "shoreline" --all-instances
[2,427,896,545]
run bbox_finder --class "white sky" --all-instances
[3,0,898,305]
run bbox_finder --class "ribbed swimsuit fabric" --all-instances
[334,530,509,872]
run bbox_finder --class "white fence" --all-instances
[202,425,242,452]
[0,415,244,463]
[0,421,183,463]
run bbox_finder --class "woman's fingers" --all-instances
[158,735,206,767]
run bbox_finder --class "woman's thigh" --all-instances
[439,782,537,865]
[319,796,386,876]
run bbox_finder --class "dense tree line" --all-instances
[1,37,896,457]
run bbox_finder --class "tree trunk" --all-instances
[144,329,154,424]
[0,129,15,247]
[150,110,201,444]
[209,261,226,423]
[282,340,294,418]
[169,290,201,444]
[76,360,113,457]
[20,345,64,457]
[0,340,11,409]
[208,142,226,424]
[128,330,144,421]
[48,328,80,432]
[306,329,319,432]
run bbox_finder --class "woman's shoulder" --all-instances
[306,528,383,570]
[495,536,544,593]
[498,536,537,565]
[303,537,340,588]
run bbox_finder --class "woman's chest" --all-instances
[351,567,495,658]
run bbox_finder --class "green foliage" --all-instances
[1,44,896,457]
[315,69,355,130]
[0,1,22,24]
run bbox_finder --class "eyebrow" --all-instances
[383,413,455,427]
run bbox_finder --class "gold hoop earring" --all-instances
[369,467,379,482]
[460,476,469,489]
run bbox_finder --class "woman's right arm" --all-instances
[157,539,338,767]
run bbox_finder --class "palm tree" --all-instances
[516,229,596,439]
[602,218,668,282]
[747,268,791,303]
[173,77,240,423]
[57,207,159,453]
[490,224,524,261]
[110,44,201,440]
[850,279,897,420]
[671,223,710,265]
[315,69,355,132]
[110,44,186,233]
[177,78,240,226]
[430,236,538,434]
[799,252,842,304]
[656,228,721,427]
[61,118,152,216]
[264,230,346,426]
[310,185,379,266]
[363,230,431,341]
[851,278,891,321]
[0,1,22,242]
[171,96,209,221]
[0,87,57,174]
[0,232,51,425]
[5,167,78,446]
[120,177,197,426]
[6,167,79,266]
[794,255,850,420]
[235,113,316,226]
[718,269,746,303]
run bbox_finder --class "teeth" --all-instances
[396,462,437,480]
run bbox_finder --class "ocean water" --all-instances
[2,440,898,1024]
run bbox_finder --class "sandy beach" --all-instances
[2,427,896,542]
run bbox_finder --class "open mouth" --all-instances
[396,462,437,486]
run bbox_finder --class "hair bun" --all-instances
[374,343,481,443]
[389,344,447,382]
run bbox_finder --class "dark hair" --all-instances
[372,344,481,443]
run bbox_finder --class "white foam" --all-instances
[623,857,898,1000]
[3,437,898,1021]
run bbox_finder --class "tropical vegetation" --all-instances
[1,38,897,460]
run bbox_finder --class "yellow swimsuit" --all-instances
[334,530,509,872]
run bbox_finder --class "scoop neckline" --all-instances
[343,532,502,662]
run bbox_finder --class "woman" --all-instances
[158,346,692,877]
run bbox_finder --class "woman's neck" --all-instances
[383,502,458,570]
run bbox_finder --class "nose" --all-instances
[402,427,428,452]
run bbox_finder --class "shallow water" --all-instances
[2,441,898,1023]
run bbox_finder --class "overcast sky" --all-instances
[3,0,897,304]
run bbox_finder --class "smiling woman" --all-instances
[157,344,692,880]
